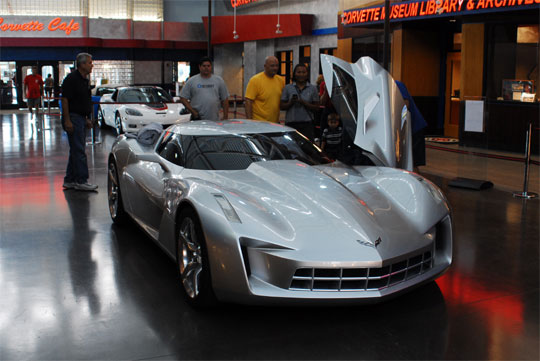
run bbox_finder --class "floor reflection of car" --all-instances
[107,117,453,307]
[99,86,190,134]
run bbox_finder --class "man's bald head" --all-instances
[264,56,279,77]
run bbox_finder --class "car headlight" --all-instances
[417,176,448,204]
[125,108,143,116]
[214,194,241,223]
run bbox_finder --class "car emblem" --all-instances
[356,237,382,248]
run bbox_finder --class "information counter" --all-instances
[459,100,539,155]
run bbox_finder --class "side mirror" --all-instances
[136,153,171,173]
[173,96,181,103]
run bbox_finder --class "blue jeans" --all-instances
[64,113,88,184]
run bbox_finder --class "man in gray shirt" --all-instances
[180,57,229,121]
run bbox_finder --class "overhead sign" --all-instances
[342,0,539,26]
[224,0,272,10]
[231,0,260,6]
[0,16,84,37]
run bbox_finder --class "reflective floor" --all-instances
[1,111,538,360]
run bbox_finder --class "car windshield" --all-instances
[119,87,173,103]
[96,87,116,96]
[159,131,333,170]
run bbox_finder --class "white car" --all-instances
[99,86,190,134]
[92,84,126,127]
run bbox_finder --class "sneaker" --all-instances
[63,182,76,189]
[74,182,98,191]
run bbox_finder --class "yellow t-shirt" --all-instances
[245,72,285,123]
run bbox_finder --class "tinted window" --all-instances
[331,65,358,141]
[96,87,116,96]
[159,132,332,170]
[153,87,173,102]
[158,133,184,166]
[118,87,173,103]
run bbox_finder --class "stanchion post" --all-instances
[86,104,102,146]
[233,94,237,119]
[513,122,537,199]
[40,96,51,130]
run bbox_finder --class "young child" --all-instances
[321,113,343,160]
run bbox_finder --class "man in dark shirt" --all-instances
[61,53,97,191]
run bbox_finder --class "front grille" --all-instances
[289,250,432,291]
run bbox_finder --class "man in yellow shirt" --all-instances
[245,56,285,123]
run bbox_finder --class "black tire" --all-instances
[97,107,106,129]
[176,208,216,308]
[107,159,128,225]
[115,113,124,135]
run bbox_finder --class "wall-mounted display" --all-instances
[502,79,535,102]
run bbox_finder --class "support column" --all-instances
[460,23,484,99]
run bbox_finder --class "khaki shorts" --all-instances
[27,98,41,108]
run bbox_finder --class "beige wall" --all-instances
[393,29,440,96]
[335,39,353,62]
[214,43,244,97]
[339,0,383,12]
[391,28,403,81]
[461,23,484,99]
[133,61,162,84]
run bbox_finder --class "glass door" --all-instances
[0,62,17,108]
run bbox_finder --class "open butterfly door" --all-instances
[320,55,413,171]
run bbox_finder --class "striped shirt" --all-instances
[322,126,343,145]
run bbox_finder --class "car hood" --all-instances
[188,160,446,261]
[321,55,412,171]
[127,103,182,111]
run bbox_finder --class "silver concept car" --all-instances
[107,56,452,306]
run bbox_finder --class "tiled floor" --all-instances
[0,111,538,360]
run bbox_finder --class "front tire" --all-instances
[176,208,216,307]
[97,107,106,128]
[115,113,124,135]
[108,159,128,224]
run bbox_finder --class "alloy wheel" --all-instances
[115,113,123,134]
[178,217,203,299]
[108,162,119,219]
[97,108,104,128]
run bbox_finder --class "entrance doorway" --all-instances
[444,52,461,138]
[0,62,17,107]
[15,61,60,109]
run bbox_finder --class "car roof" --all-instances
[97,83,126,88]
[167,120,293,136]
[92,84,126,95]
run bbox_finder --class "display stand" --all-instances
[513,122,537,199]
